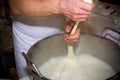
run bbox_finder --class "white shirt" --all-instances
[11,14,65,79]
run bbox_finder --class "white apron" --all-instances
[11,14,65,79]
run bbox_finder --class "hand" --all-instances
[59,0,94,21]
[64,21,80,45]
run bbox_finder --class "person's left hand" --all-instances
[64,21,80,45]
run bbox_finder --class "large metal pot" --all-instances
[27,33,120,80]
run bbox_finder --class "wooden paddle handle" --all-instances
[70,21,79,35]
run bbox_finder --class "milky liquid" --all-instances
[39,54,115,80]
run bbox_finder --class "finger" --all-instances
[65,32,80,45]
[65,21,75,33]
[71,8,91,15]
[64,38,76,45]
[66,14,89,21]
[72,14,89,20]
[66,15,87,22]
[65,35,78,42]
[66,27,80,38]
[79,1,94,12]
[65,25,71,33]
[65,30,80,45]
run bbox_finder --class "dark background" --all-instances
[0,0,16,79]
[100,0,120,6]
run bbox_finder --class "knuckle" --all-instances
[72,9,79,14]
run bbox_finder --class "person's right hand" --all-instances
[58,0,94,21]
[64,21,80,45]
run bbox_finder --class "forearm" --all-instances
[9,0,61,17]
[9,0,94,21]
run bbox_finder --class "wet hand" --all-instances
[59,0,94,21]
[64,21,80,45]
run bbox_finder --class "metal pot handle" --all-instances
[100,27,120,47]
[106,71,120,80]
[22,52,51,80]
